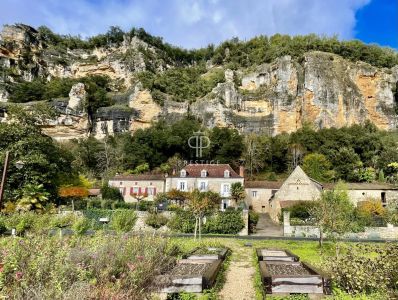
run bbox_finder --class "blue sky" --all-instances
[0,0,396,49]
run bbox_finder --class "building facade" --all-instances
[109,164,244,209]
[109,174,165,203]
[245,166,398,221]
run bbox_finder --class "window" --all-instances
[221,183,231,197]
[178,180,187,191]
[224,170,230,178]
[131,186,140,195]
[198,181,207,191]
[252,191,258,197]
[147,187,156,196]
[180,169,186,177]
[201,170,207,178]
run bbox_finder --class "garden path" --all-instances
[252,213,283,236]
[218,243,256,300]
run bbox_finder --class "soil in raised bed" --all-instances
[266,263,312,276]
[168,263,211,277]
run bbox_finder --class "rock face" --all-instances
[68,83,86,112]
[191,53,398,135]
[0,24,397,139]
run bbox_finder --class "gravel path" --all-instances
[218,245,256,300]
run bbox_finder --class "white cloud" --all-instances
[0,0,372,48]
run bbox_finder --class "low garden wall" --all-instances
[283,212,398,240]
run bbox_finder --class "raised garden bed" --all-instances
[257,248,331,297]
[184,247,229,260]
[256,248,299,262]
[156,259,222,293]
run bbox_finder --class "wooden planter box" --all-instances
[256,248,299,262]
[157,259,222,293]
[259,261,331,296]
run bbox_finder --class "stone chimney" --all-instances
[239,166,245,177]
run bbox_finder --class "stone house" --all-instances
[245,166,398,221]
[109,174,165,203]
[166,164,244,210]
[108,164,244,209]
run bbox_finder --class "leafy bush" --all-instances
[168,210,196,233]
[110,210,137,232]
[203,211,245,234]
[328,243,398,294]
[169,210,244,234]
[286,201,318,220]
[0,234,176,298]
[138,200,154,211]
[145,213,169,229]
[100,185,123,201]
[249,210,259,233]
[86,198,102,209]
[72,217,92,235]
[50,214,77,229]
[356,199,386,226]
[112,201,137,210]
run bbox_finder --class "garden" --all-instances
[0,235,397,299]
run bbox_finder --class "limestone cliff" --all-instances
[1,24,397,139]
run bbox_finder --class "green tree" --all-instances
[309,182,355,247]
[302,153,334,182]
[230,182,246,207]
[331,147,362,181]
[0,104,76,201]
[187,190,219,240]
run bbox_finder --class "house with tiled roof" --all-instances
[244,166,398,221]
[109,164,244,209]
[109,174,165,202]
[166,164,244,210]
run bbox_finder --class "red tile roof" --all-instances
[110,174,165,181]
[175,164,242,178]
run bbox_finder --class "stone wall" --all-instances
[283,211,398,240]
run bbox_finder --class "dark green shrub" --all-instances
[100,199,113,209]
[113,201,137,210]
[168,210,196,233]
[101,185,123,201]
[110,210,137,232]
[286,201,317,220]
[87,198,102,209]
[249,210,259,233]
[0,218,7,234]
[203,211,245,234]
[145,213,169,229]
[138,201,154,211]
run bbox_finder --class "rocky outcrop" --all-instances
[191,53,398,135]
[0,24,397,139]
[68,83,86,112]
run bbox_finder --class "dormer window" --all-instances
[224,170,230,178]
[201,170,207,178]
[180,169,186,177]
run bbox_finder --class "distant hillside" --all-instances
[0,23,397,140]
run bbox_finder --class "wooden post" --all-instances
[0,151,10,210]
